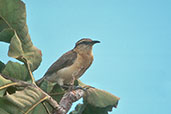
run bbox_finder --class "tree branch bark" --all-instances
[54,89,85,114]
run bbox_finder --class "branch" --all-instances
[36,84,85,114]
[53,89,85,114]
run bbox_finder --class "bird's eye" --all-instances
[79,41,90,45]
[83,41,90,44]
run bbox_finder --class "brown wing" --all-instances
[44,50,77,76]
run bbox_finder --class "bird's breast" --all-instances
[56,54,93,84]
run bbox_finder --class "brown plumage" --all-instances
[37,38,100,86]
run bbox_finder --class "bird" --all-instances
[37,38,100,88]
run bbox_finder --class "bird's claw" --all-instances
[72,86,87,91]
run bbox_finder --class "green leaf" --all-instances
[70,103,115,114]
[39,79,57,94]
[0,74,18,97]
[38,79,65,103]
[0,16,9,32]
[0,86,48,114]
[1,61,31,81]
[77,80,120,108]
[0,28,14,43]
[0,61,5,73]
[70,104,86,114]
[0,0,42,71]
[84,88,120,108]
[0,75,48,114]
[0,108,10,114]
[8,31,24,58]
[50,83,65,103]
[71,80,120,114]
[29,103,49,114]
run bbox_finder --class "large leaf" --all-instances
[0,74,18,97]
[1,61,31,81]
[0,86,48,114]
[77,80,120,108]
[0,75,49,114]
[0,0,42,71]
[70,88,120,114]
[84,88,120,108]
[70,80,120,114]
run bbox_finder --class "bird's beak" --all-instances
[92,40,100,44]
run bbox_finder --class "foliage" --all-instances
[0,0,120,114]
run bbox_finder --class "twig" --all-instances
[22,57,36,85]
[42,102,51,114]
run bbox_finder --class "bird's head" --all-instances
[74,38,100,54]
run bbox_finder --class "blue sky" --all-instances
[0,0,171,114]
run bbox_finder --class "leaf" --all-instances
[70,103,115,114]
[71,80,120,114]
[38,79,65,103]
[77,80,120,108]
[8,31,24,58]
[0,61,5,73]
[0,16,10,32]
[0,86,48,114]
[0,0,42,71]
[30,103,49,114]
[0,75,49,114]
[1,61,31,81]
[0,108,10,114]
[0,74,18,97]
[50,83,65,103]
[84,88,120,108]
[70,91,119,114]
[0,28,14,43]
[38,79,57,94]
[70,103,86,114]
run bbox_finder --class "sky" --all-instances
[0,0,171,114]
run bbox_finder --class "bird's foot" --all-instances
[70,85,87,91]
[61,85,87,91]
